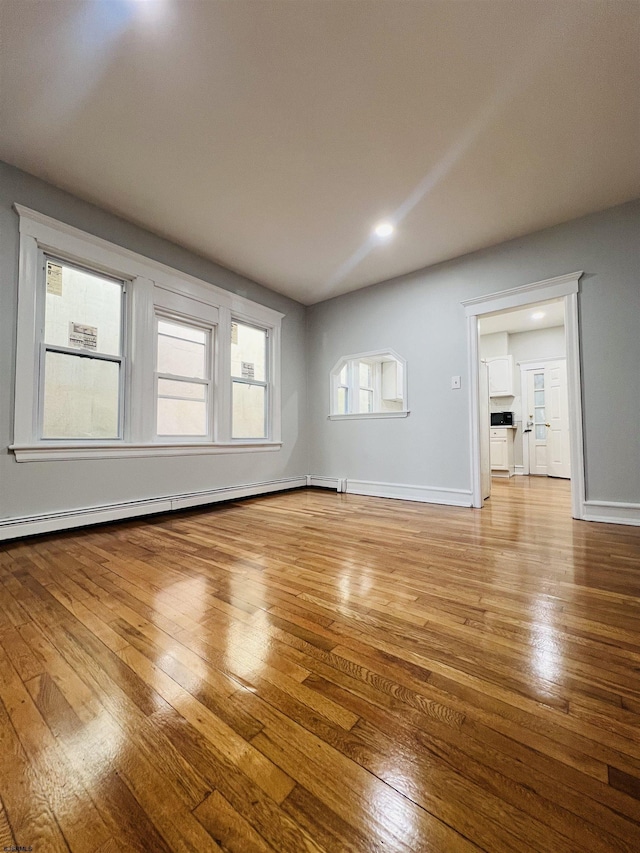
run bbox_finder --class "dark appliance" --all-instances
[491,411,514,426]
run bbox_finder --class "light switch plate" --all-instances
[451,375,461,390]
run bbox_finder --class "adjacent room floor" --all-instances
[1,478,639,852]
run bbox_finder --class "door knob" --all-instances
[545,422,551,427]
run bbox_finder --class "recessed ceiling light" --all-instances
[532,311,545,320]
[373,222,394,239]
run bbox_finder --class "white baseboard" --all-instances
[582,500,640,526]
[4,477,636,541]
[307,475,343,492]
[514,465,525,475]
[0,476,307,541]
[345,479,473,507]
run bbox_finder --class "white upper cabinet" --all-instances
[487,355,513,397]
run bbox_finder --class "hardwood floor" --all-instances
[1,477,640,852]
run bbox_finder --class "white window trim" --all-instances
[148,292,220,443]
[37,254,128,441]
[328,349,409,420]
[329,411,410,421]
[154,312,214,442]
[11,205,284,461]
[230,319,271,441]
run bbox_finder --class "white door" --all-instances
[546,360,571,478]
[479,362,491,500]
[525,360,571,478]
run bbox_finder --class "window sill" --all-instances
[328,411,410,421]
[10,441,282,462]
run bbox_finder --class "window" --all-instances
[12,205,283,460]
[40,258,125,439]
[231,321,268,439]
[358,361,374,414]
[330,350,408,419]
[336,364,349,415]
[156,318,212,438]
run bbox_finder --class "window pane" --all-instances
[533,373,544,390]
[337,387,348,414]
[157,379,205,400]
[157,398,207,436]
[359,362,372,388]
[232,382,266,438]
[44,260,122,356]
[534,390,545,406]
[157,320,206,344]
[339,364,348,385]
[157,330,206,378]
[359,389,373,413]
[231,323,266,382]
[42,351,120,438]
[535,424,547,440]
[534,406,545,422]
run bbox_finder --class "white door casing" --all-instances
[479,361,491,500]
[462,271,585,518]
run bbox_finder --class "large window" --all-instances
[40,258,125,439]
[231,321,268,439]
[156,318,212,438]
[12,205,283,460]
[330,350,408,419]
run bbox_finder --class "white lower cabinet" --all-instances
[490,427,515,477]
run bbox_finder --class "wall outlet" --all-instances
[451,375,461,390]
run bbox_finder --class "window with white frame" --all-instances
[155,317,212,439]
[330,350,408,419]
[11,205,283,460]
[336,363,349,415]
[358,361,374,414]
[231,321,269,439]
[40,257,126,439]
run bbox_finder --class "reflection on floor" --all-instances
[1,479,639,852]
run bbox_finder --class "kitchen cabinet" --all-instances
[487,355,513,397]
[490,427,515,477]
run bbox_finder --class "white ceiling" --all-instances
[479,300,565,336]
[1,1,639,305]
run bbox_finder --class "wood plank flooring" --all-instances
[1,477,640,852]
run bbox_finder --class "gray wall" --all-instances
[2,159,639,522]
[307,200,640,504]
[0,162,308,521]
[479,332,508,361]
[508,326,566,368]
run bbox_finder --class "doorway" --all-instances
[479,302,570,485]
[463,272,585,519]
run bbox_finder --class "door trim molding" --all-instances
[462,271,585,519]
